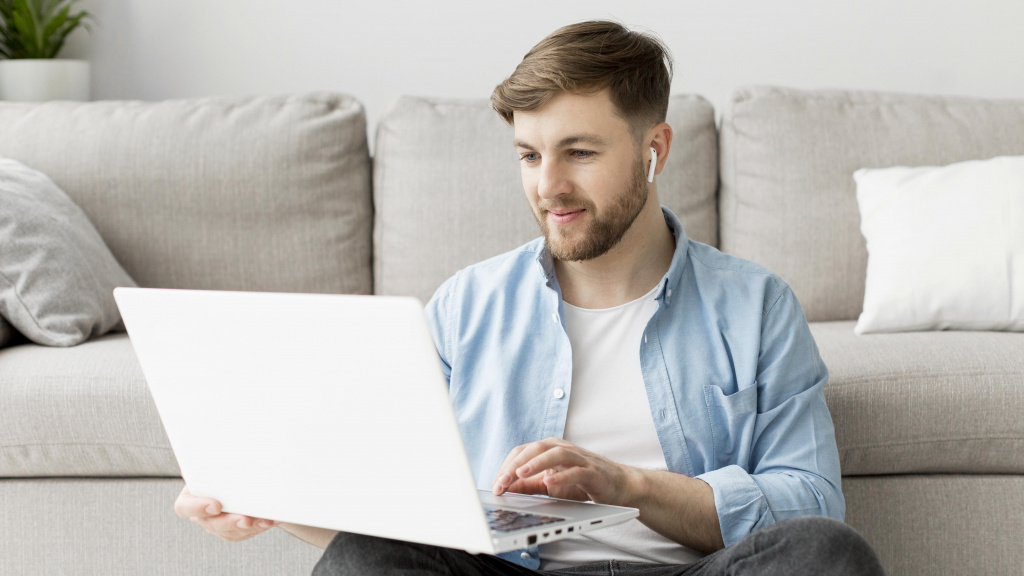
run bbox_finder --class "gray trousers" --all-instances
[312,515,886,576]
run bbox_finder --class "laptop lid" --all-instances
[114,287,496,554]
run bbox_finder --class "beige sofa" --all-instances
[0,87,1021,576]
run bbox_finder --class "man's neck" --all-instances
[554,199,676,309]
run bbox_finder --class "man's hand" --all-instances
[174,485,278,542]
[490,438,725,554]
[491,437,641,507]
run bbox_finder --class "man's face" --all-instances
[513,90,649,262]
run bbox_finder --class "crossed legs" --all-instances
[312,516,886,576]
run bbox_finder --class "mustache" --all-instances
[536,198,594,212]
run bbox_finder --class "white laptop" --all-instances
[113,287,638,555]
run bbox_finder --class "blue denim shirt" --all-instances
[424,207,844,569]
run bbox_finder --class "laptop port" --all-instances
[527,535,537,545]
[590,520,603,525]
[543,532,549,537]
[567,527,574,533]
[555,529,562,535]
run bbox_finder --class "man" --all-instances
[176,20,885,576]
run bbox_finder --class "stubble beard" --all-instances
[534,152,650,262]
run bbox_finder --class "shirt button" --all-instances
[521,551,531,560]
[667,289,673,298]
[553,388,565,399]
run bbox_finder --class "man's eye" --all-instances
[572,150,594,159]
[520,153,539,163]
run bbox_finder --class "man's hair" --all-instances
[491,20,673,142]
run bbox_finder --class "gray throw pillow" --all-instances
[0,157,137,347]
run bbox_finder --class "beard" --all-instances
[533,151,650,262]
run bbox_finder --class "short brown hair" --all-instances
[491,20,673,141]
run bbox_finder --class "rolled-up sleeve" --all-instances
[697,283,844,547]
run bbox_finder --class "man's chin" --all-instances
[546,234,607,263]
[544,233,575,262]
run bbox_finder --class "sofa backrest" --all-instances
[719,86,1024,322]
[372,95,719,303]
[0,94,373,295]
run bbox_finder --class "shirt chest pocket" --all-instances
[703,383,758,470]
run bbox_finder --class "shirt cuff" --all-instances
[696,464,777,547]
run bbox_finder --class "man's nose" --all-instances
[537,158,571,200]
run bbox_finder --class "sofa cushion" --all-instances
[0,335,178,477]
[373,95,718,303]
[0,478,323,575]
[0,94,372,295]
[0,157,136,347]
[842,475,1024,576]
[811,321,1024,475]
[720,86,1024,321]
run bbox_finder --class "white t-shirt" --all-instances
[538,285,704,570]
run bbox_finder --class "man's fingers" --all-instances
[492,437,578,494]
[543,464,589,488]
[493,440,559,494]
[174,486,222,519]
[177,485,277,542]
[233,514,253,529]
[220,513,271,529]
[516,446,582,479]
[491,445,528,489]
[191,514,274,542]
[504,474,550,496]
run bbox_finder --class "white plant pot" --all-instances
[0,59,90,102]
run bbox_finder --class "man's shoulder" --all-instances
[431,237,547,303]
[686,239,783,280]
[464,237,547,277]
[684,239,791,311]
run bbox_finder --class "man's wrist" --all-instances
[620,465,651,510]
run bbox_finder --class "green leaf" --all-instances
[41,0,61,21]
[28,0,45,55]
[43,8,83,58]
[41,4,67,42]
[10,6,40,58]
[0,0,90,59]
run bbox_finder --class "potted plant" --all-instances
[0,0,92,101]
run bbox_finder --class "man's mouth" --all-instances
[547,208,585,225]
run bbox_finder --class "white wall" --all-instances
[65,0,1024,148]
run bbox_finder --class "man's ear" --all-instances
[646,123,674,181]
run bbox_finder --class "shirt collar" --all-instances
[658,206,690,307]
[533,205,691,305]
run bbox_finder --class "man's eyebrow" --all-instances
[514,134,608,150]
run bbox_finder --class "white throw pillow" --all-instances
[854,155,1024,334]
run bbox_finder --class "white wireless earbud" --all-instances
[647,146,657,183]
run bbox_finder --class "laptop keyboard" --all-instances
[486,507,565,533]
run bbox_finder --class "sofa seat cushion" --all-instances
[811,321,1024,475]
[0,334,178,477]
[12,321,1021,478]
